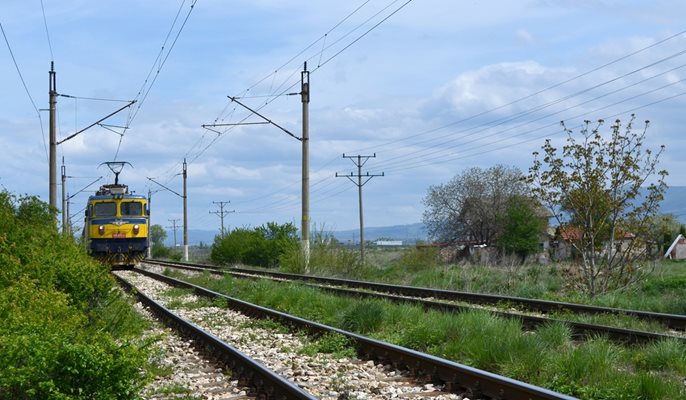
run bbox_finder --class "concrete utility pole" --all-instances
[47,62,134,223]
[168,219,180,249]
[61,158,68,235]
[183,159,188,262]
[336,154,384,265]
[301,62,310,271]
[147,189,153,258]
[203,62,311,271]
[210,201,234,236]
[49,62,57,211]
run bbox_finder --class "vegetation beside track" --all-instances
[165,268,686,400]
[370,248,686,315]
[0,191,151,399]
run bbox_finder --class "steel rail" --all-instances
[133,266,577,400]
[113,273,318,400]
[144,259,686,331]
[143,260,683,345]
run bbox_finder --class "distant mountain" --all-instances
[166,186,685,246]
[659,186,686,223]
[332,222,427,244]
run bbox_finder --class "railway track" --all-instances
[114,271,317,399]
[142,259,685,345]
[120,266,576,400]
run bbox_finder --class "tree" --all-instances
[528,116,667,296]
[646,213,682,256]
[149,224,167,248]
[210,222,299,268]
[422,165,529,245]
[149,224,172,258]
[498,195,547,262]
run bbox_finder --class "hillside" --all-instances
[168,186,685,246]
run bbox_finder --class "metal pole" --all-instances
[183,159,189,261]
[301,62,310,272]
[49,62,57,212]
[357,156,365,265]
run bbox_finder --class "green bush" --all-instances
[0,191,149,398]
[395,246,440,272]
[211,222,298,268]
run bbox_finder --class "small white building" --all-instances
[375,240,403,246]
[664,234,686,260]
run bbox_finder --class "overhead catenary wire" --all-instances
[210,32,686,215]
[184,0,412,168]
[231,67,686,216]
[113,0,199,161]
[147,7,685,224]
[40,0,54,62]
[0,22,49,161]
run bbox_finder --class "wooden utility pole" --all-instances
[336,154,383,265]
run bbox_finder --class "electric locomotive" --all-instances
[83,162,148,267]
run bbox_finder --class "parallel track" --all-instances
[132,266,577,400]
[144,259,686,345]
[114,273,317,400]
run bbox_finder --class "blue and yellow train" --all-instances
[84,162,148,267]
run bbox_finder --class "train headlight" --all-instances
[98,225,105,235]
[133,224,140,235]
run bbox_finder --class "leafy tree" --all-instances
[149,223,167,247]
[211,222,298,268]
[646,214,682,256]
[422,165,529,245]
[528,116,667,296]
[257,222,299,267]
[149,224,173,258]
[498,195,547,262]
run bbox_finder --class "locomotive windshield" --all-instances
[121,202,143,216]
[94,202,117,217]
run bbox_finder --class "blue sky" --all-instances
[1,0,685,237]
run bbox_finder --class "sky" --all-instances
[1,0,686,239]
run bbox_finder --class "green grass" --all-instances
[175,272,686,400]
[342,249,686,316]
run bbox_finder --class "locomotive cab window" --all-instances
[94,202,116,217]
[121,201,143,216]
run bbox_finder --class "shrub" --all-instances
[0,191,149,398]
[211,222,298,268]
[395,246,440,272]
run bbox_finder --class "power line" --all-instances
[372,50,686,170]
[375,62,686,172]
[182,0,413,168]
[209,201,234,236]
[0,22,49,161]
[114,0,199,161]
[340,30,686,164]
[336,153,384,264]
[39,0,54,61]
